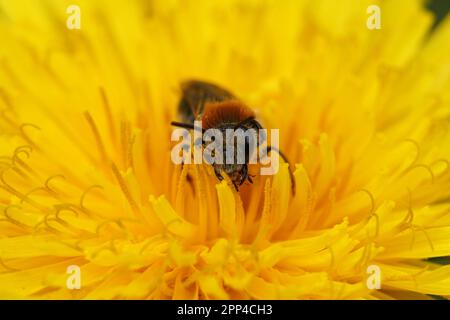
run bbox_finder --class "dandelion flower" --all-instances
[0,0,450,300]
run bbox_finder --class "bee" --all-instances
[171,80,294,193]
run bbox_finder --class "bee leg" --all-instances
[246,170,256,184]
[214,166,224,182]
[239,165,248,186]
[186,173,195,196]
[265,146,296,196]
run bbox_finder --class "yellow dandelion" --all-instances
[0,0,450,300]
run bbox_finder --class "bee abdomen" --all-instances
[178,80,236,123]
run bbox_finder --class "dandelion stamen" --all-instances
[84,111,108,163]
[111,163,140,215]
[79,185,104,214]
[0,257,18,272]
[19,123,41,148]
[44,174,65,193]
[99,87,117,143]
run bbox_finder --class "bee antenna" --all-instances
[171,121,207,135]
[170,121,196,130]
[266,146,296,196]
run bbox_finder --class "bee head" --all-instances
[210,162,247,191]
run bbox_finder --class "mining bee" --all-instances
[171,80,294,193]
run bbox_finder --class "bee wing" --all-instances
[178,80,236,123]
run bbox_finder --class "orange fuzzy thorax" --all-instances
[201,100,255,129]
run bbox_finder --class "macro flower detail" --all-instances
[0,0,450,299]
